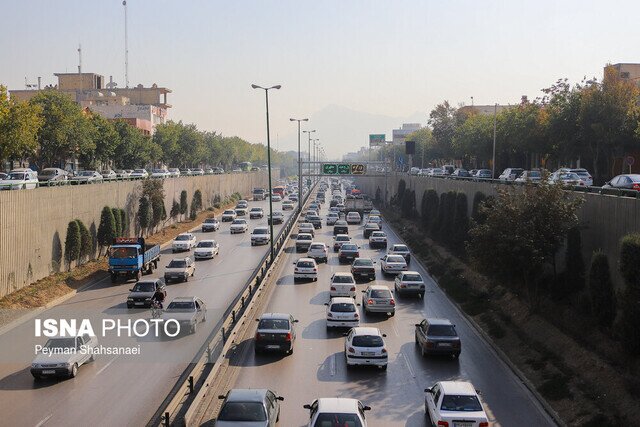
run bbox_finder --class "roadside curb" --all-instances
[387,218,565,427]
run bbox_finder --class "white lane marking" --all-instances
[391,321,400,337]
[329,354,336,376]
[399,351,416,379]
[95,355,120,376]
[35,414,53,427]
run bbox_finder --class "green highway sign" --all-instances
[337,164,351,174]
[322,163,337,174]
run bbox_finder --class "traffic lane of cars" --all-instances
[227,202,554,426]
[0,199,295,426]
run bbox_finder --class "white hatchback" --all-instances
[330,272,357,298]
[344,327,388,369]
[325,297,360,329]
[307,242,328,263]
[304,398,370,427]
[294,258,318,282]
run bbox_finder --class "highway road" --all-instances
[0,199,295,427]
[198,191,557,426]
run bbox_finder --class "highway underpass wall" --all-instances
[355,174,640,288]
[0,171,272,298]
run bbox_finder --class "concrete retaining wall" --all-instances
[355,174,640,288]
[0,171,269,298]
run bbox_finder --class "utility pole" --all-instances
[290,118,308,214]
[492,103,497,178]
[123,1,129,88]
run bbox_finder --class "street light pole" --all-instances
[303,129,316,188]
[252,83,281,261]
[492,103,497,179]
[290,118,308,214]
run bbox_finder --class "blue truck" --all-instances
[108,237,161,283]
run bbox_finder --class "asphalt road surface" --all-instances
[0,199,294,427]
[208,193,557,426]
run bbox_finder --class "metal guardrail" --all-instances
[401,173,640,199]
[147,183,315,427]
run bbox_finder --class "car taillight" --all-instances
[327,312,333,318]
[331,286,336,291]
[426,341,435,349]
[390,299,395,306]
[285,333,292,341]
[348,347,355,353]
[437,422,449,427]
[354,312,359,318]
[381,348,387,353]
[633,183,640,191]
[313,268,317,272]
[368,299,374,305]
[350,287,356,292]
[479,423,488,427]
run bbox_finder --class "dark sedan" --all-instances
[414,318,461,358]
[350,257,376,282]
[333,220,349,235]
[338,243,359,264]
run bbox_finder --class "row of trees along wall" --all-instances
[0,171,267,298]
[369,174,640,355]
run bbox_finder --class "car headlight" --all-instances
[31,363,39,369]
[145,297,152,301]
[63,362,71,368]
[127,297,133,301]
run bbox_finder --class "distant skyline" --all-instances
[2,1,639,157]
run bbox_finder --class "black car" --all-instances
[268,212,285,225]
[414,318,461,358]
[333,220,349,235]
[201,217,220,232]
[307,215,322,229]
[351,257,376,281]
[363,223,380,239]
[338,243,359,264]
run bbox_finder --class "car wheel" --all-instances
[191,323,197,334]
[184,274,188,282]
[69,363,78,378]
[419,292,425,299]
[32,374,42,381]
[421,344,426,357]
[381,364,387,371]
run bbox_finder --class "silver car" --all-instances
[31,334,98,379]
[362,284,395,316]
[160,296,206,335]
[216,389,283,427]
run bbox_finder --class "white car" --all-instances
[235,207,248,216]
[395,271,426,298]
[325,297,359,329]
[298,223,315,238]
[249,207,264,219]
[163,257,195,283]
[307,242,328,263]
[172,233,197,252]
[151,168,169,178]
[295,233,314,252]
[130,169,149,179]
[31,334,98,379]
[221,210,237,222]
[0,168,39,190]
[344,327,388,369]
[336,203,345,212]
[271,194,282,202]
[388,244,411,263]
[346,211,361,224]
[168,168,181,177]
[282,200,294,211]
[369,209,381,216]
[380,254,408,275]
[230,219,249,234]
[326,212,340,225]
[368,231,387,249]
[191,168,205,175]
[367,215,382,228]
[330,272,357,298]
[293,257,318,282]
[425,381,489,427]
[304,398,370,427]
[71,170,103,184]
[100,169,117,180]
[333,234,351,252]
[251,226,270,245]
[193,240,219,259]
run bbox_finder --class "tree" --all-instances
[395,179,406,207]
[564,227,585,295]
[80,114,120,169]
[431,192,447,241]
[193,189,203,211]
[119,209,127,235]
[170,199,180,222]
[112,207,122,237]
[151,196,165,231]
[587,251,616,328]
[618,234,640,355]
[442,191,458,245]
[401,189,415,218]
[421,189,439,232]
[0,86,43,164]
[467,181,583,309]
[112,120,161,169]
[451,192,469,252]
[179,190,188,220]
[471,192,487,224]
[64,220,81,270]
[190,203,198,221]
[97,206,116,256]
[137,197,152,236]
[75,219,93,264]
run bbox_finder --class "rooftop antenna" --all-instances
[123,0,129,88]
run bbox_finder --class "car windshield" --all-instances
[168,260,187,268]
[371,232,385,238]
[366,224,378,229]
[529,171,541,177]
[331,303,356,312]
[370,289,392,298]
[403,273,423,282]
[43,338,76,350]
[298,235,312,241]
[297,261,315,268]
[223,210,235,215]
[79,171,94,176]
[333,275,354,283]
[386,255,405,263]
[328,213,338,217]
[258,319,290,330]
[134,169,145,173]
[166,301,195,312]
[232,220,246,224]
[428,325,458,337]
[559,173,579,180]
[197,241,215,248]
[353,259,373,267]
[392,245,408,252]
[176,235,191,241]
[310,244,324,250]
[205,218,217,223]
[132,282,155,292]
[217,402,267,422]
[440,395,483,412]
[335,221,347,226]
[253,229,268,234]
[352,335,383,347]
[341,244,357,251]
[110,247,137,258]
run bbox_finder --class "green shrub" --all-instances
[618,234,640,355]
[112,207,122,237]
[620,234,640,288]
[137,197,152,236]
[564,227,585,295]
[75,219,93,263]
[179,190,188,219]
[431,192,447,241]
[451,192,469,252]
[64,220,81,269]
[587,251,616,328]
[170,199,180,221]
[119,209,127,235]
[471,191,487,223]
[97,206,116,256]
[421,189,439,232]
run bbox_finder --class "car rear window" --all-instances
[403,273,423,282]
[330,303,356,313]
[370,289,392,298]
[258,319,290,330]
[386,255,405,263]
[341,244,357,251]
[298,235,312,241]
[371,232,385,237]
[393,245,408,251]
[333,275,354,283]
[313,414,363,427]
[310,244,325,250]
[336,236,350,242]
[168,260,187,268]
[218,402,267,421]
[427,325,457,337]
[352,335,383,347]
[297,261,315,268]
[440,394,483,412]
[353,259,373,267]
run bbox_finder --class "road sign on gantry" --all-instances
[337,164,351,174]
[351,164,366,174]
[322,163,337,174]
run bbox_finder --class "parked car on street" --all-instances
[474,169,493,180]
[101,169,117,180]
[71,170,103,184]
[130,169,149,179]
[548,171,583,186]
[450,168,471,178]
[515,170,542,183]
[38,168,68,185]
[498,168,524,181]
[151,168,169,178]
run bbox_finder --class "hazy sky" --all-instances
[2,1,639,157]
